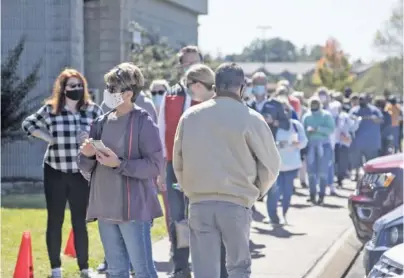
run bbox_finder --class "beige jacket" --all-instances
[173,96,281,208]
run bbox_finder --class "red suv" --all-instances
[348,153,403,242]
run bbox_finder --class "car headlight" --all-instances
[388,224,403,246]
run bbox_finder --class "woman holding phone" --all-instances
[21,68,103,278]
[77,62,163,278]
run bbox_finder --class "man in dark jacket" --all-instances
[249,72,290,137]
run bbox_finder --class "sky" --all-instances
[198,0,397,62]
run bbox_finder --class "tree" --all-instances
[373,0,403,92]
[312,38,355,91]
[1,37,41,144]
[131,32,221,88]
[224,38,326,63]
[227,37,298,62]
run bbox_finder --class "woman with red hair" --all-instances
[22,68,103,278]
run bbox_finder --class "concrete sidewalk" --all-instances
[152,180,357,278]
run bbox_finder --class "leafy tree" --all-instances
[224,38,323,62]
[225,38,298,62]
[373,0,403,92]
[312,38,355,91]
[1,37,41,144]
[131,32,221,88]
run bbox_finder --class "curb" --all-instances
[303,226,364,278]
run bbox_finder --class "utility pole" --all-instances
[257,25,271,67]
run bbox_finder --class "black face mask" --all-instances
[66,89,84,101]
[390,100,397,105]
[311,107,320,112]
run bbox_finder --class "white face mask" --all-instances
[152,95,164,107]
[103,89,124,109]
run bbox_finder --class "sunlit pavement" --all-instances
[147,179,357,278]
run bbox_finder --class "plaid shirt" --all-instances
[22,103,103,173]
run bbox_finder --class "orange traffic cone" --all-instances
[13,231,34,278]
[64,229,76,258]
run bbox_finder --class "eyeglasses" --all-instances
[66,83,83,89]
[186,81,196,88]
[151,90,165,96]
[106,84,131,94]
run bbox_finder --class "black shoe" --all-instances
[301,182,308,188]
[337,178,343,188]
[307,194,316,203]
[317,196,324,205]
[169,269,192,278]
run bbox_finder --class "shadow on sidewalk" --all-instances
[289,203,312,209]
[250,239,266,259]
[154,260,172,273]
[252,208,266,222]
[294,191,309,197]
[252,226,307,239]
[320,202,344,209]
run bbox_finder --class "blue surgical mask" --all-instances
[253,85,266,96]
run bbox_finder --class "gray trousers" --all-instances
[189,201,252,278]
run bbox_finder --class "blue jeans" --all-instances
[307,142,333,197]
[166,161,189,272]
[327,148,335,185]
[267,169,298,223]
[349,146,379,169]
[98,220,157,278]
[392,126,400,150]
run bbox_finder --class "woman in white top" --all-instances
[267,97,308,225]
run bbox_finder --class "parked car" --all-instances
[367,243,404,277]
[348,153,403,242]
[363,205,403,275]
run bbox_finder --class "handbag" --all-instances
[174,195,190,249]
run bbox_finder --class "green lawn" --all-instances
[1,194,167,277]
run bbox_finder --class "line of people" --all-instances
[21,44,402,278]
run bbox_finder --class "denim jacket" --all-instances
[77,107,164,222]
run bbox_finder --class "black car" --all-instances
[363,204,404,275]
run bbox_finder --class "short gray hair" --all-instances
[215,62,245,92]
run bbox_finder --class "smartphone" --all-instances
[91,140,108,153]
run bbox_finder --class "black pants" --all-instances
[44,164,89,270]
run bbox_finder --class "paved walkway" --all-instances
[97,180,356,278]
[152,180,356,278]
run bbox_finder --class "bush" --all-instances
[1,36,41,144]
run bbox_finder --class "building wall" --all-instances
[2,0,204,180]
[84,0,201,94]
[1,0,84,180]
[84,0,122,96]
[126,0,200,48]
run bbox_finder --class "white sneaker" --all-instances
[80,268,96,278]
[50,267,62,278]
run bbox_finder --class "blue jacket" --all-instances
[349,104,383,149]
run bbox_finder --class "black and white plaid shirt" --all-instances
[22,103,103,173]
